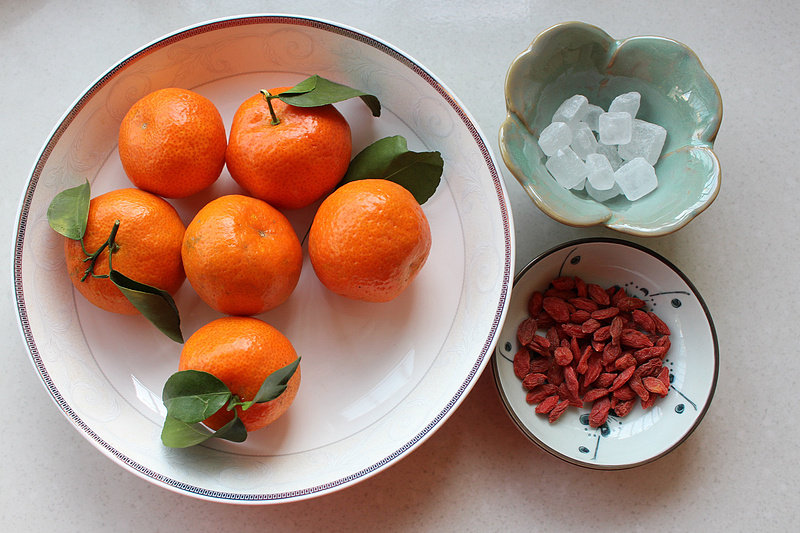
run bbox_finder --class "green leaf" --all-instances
[109,270,183,343]
[240,357,301,410]
[277,75,381,117]
[162,370,231,423]
[213,412,248,443]
[161,414,213,448]
[47,180,90,239]
[160,412,247,448]
[381,150,443,205]
[341,135,444,204]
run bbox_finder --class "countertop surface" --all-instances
[3,1,798,531]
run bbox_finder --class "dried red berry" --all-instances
[582,387,609,403]
[551,276,575,291]
[589,397,611,427]
[632,309,656,334]
[548,399,571,422]
[620,329,654,349]
[513,347,530,379]
[517,317,538,346]
[609,365,635,391]
[554,346,573,366]
[564,365,580,399]
[521,372,547,390]
[591,306,619,321]
[542,296,571,323]
[587,283,610,306]
[648,311,671,335]
[535,395,559,414]
[643,376,669,396]
[528,291,544,316]
[525,384,559,404]
[613,399,635,417]
[617,296,646,312]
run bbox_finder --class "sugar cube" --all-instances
[599,112,633,145]
[570,122,598,160]
[618,119,667,165]
[596,143,623,171]
[614,157,658,201]
[545,148,587,189]
[586,182,621,202]
[538,121,573,157]
[609,91,641,118]
[583,104,604,132]
[585,153,616,190]
[552,95,589,125]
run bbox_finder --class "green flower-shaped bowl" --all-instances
[499,22,722,236]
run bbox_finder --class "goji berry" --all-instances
[589,397,611,427]
[525,384,559,404]
[570,309,591,323]
[575,277,588,298]
[513,347,530,379]
[528,291,544,316]
[591,306,620,321]
[632,309,656,334]
[620,329,654,349]
[648,311,671,335]
[554,346,573,366]
[617,296,646,312]
[548,399,571,422]
[521,372,547,390]
[517,317,538,346]
[582,387,609,403]
[564,365,580,399]
[551,276,575,291]
[609,365,635,391]
[587,283,610,306]
[613,399,635,417]
[535,395,559,414]
[643,376,669,396]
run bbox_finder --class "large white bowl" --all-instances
[13,15,513,503]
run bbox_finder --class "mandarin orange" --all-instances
[118,88,227,198]
[179,316,301,432]
[64,188,186,315]
[181,194,303,316]
[308,179,432,302]
[225,87,352,210]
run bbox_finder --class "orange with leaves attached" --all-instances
[178,316,301,432]
[308,179,432,302]
[64,188,186,315]
[225,87,352,210]
[118,88,227,198]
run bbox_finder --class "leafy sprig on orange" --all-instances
[47,181,184,342]
[160,357,300,448]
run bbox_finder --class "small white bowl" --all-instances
[492,238,718,469]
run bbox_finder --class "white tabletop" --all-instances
[3,1,798,530]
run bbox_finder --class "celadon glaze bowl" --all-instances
[499,22,722,236]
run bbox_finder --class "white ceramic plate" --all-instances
[493,238,717,469]
[13,15,513,502]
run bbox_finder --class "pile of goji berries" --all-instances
[514,276,672,428]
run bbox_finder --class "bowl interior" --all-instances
[493,239,717,469]
[15,16,512,502]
